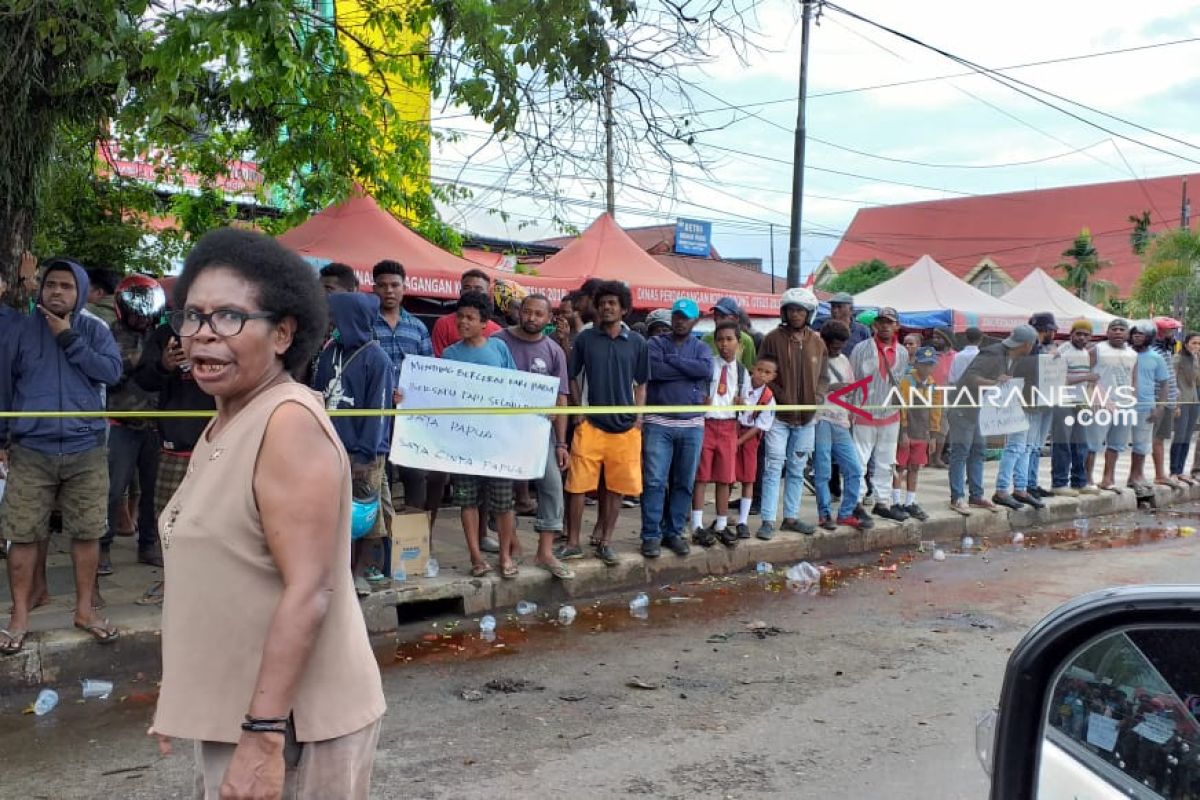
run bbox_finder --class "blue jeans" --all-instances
[760,420,815,523]
[813,421,862,521]
[1170,402,1200,475]
[1024,409,1053,490]
[640,422,704,542]
[948,409,985,502]
[100,424,161,551]
[1051,407,1089,488]
[995,425,1028,494]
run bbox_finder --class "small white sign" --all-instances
[1085,712,1120,752]
[979,378,1029,436]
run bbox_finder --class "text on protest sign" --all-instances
[978,378,1029,437]
[390,356,560,479]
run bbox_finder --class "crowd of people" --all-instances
[2,246,1200,655]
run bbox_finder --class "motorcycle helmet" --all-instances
[350,491,381,541]
[114,274,167,332]
[779,287,818,325]
[492,278,528,318]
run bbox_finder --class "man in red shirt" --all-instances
[431,269,501,356]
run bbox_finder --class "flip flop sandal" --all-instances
[538,561,575,580]
[75,620,119,645]
[1097,483,1122,494]
[500,563,519,580]
[135,581,165,606]
[470,563,494,578]
[0,629,27,656]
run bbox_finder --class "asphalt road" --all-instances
[2,507,1198,799]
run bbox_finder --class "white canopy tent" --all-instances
[1000,268,1118,334]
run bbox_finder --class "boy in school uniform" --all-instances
[733,355,779,539]
[893,345,942,522]
[692,321,743,547]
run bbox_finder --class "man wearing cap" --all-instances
[645,309,672,338]
[1050,320,1101,496]
[816,292,871,352]
[639,298,712,559]
[702,297,756,371]
[1022,313,1059,501]
[848,307,910,522]
[1090,318,1138,491]
[994,314,1055,509]
[948,325,1037,517]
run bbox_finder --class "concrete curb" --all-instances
[2,483,1195,699]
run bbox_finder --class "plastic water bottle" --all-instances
[423,558,440,579]
[1012,532,1025,546]
[756,561,773,575]
[629,593,649,610]
[961,536,975,550]
[557,605,577,625]
[392,565,407,583]
[33,689,58,716]
[933,549,947,562]
[516,601,537,616]
[479,615,496,634]
[786,562,821,584]
[80,679,113,699]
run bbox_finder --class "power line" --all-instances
[822,2,1200,167]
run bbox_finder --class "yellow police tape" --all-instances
[0,401,1184,419]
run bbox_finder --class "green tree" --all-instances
[1130,228,1200,329]
[822,259,900,295]
[1129,210,1152,255]
[3,0,651,284]
[1056,228,1114,304]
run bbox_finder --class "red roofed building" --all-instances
[822,173,1197,298]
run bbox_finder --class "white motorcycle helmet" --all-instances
[780,287,819,326]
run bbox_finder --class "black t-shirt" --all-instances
[569,326,650,433]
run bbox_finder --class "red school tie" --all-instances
[717,364,729,396]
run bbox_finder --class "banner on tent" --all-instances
[390,357,559,479]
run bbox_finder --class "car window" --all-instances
[1043,628,1200,798]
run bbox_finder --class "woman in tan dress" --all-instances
[149,228,386,799]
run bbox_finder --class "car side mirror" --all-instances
[987,586,1200,800]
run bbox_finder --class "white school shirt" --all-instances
[737,383,776,432]
[706,358,743,420]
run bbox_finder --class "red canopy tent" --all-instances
[536,214,782,314]
[275,194,575,299]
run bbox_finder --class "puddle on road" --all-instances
[382,506,1200,669]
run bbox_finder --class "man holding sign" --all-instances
[441,292,520,578]
[493,294,575,580]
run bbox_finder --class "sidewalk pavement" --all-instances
[1,452,1195,695]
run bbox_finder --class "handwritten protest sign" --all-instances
[978,378,1029,436]
[390,356,560,479]
[1036,354,1067,407]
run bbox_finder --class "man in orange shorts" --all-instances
[560,281,649,566]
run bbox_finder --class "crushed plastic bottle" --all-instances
[785,562,821,584]
[392,565,407,583]
[557,605,577,625]
[961,535,975,550]
[1011,532,1025,546]
[80,679,113,700]
[666,596,702,604]
[1073,518,1090,537]
[423,558,440,579]
[515,601,538,616]
[33,688,59,716]
[932,549,947,562]
[629,592,649,610]
[755,561,774,575]
[479,614,496,633]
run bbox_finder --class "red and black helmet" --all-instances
[114,274,166,332]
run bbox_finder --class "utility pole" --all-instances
[769,222,777,293]
[785,0,815,289]
[1182,176,1191,230]
[603,65,616,219]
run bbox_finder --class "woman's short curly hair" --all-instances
[174,228,327,374]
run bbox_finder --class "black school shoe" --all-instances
[715,526,738,548]
[872,505,909,523]
[663,535,691,557]
[735,523,752,539]
[640,538,661,558]
[903,503,929,522]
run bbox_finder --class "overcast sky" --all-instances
[431,0,1200,281]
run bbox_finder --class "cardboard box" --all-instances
[386,511,430,579]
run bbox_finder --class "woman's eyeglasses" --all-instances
[169,309,275,338]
